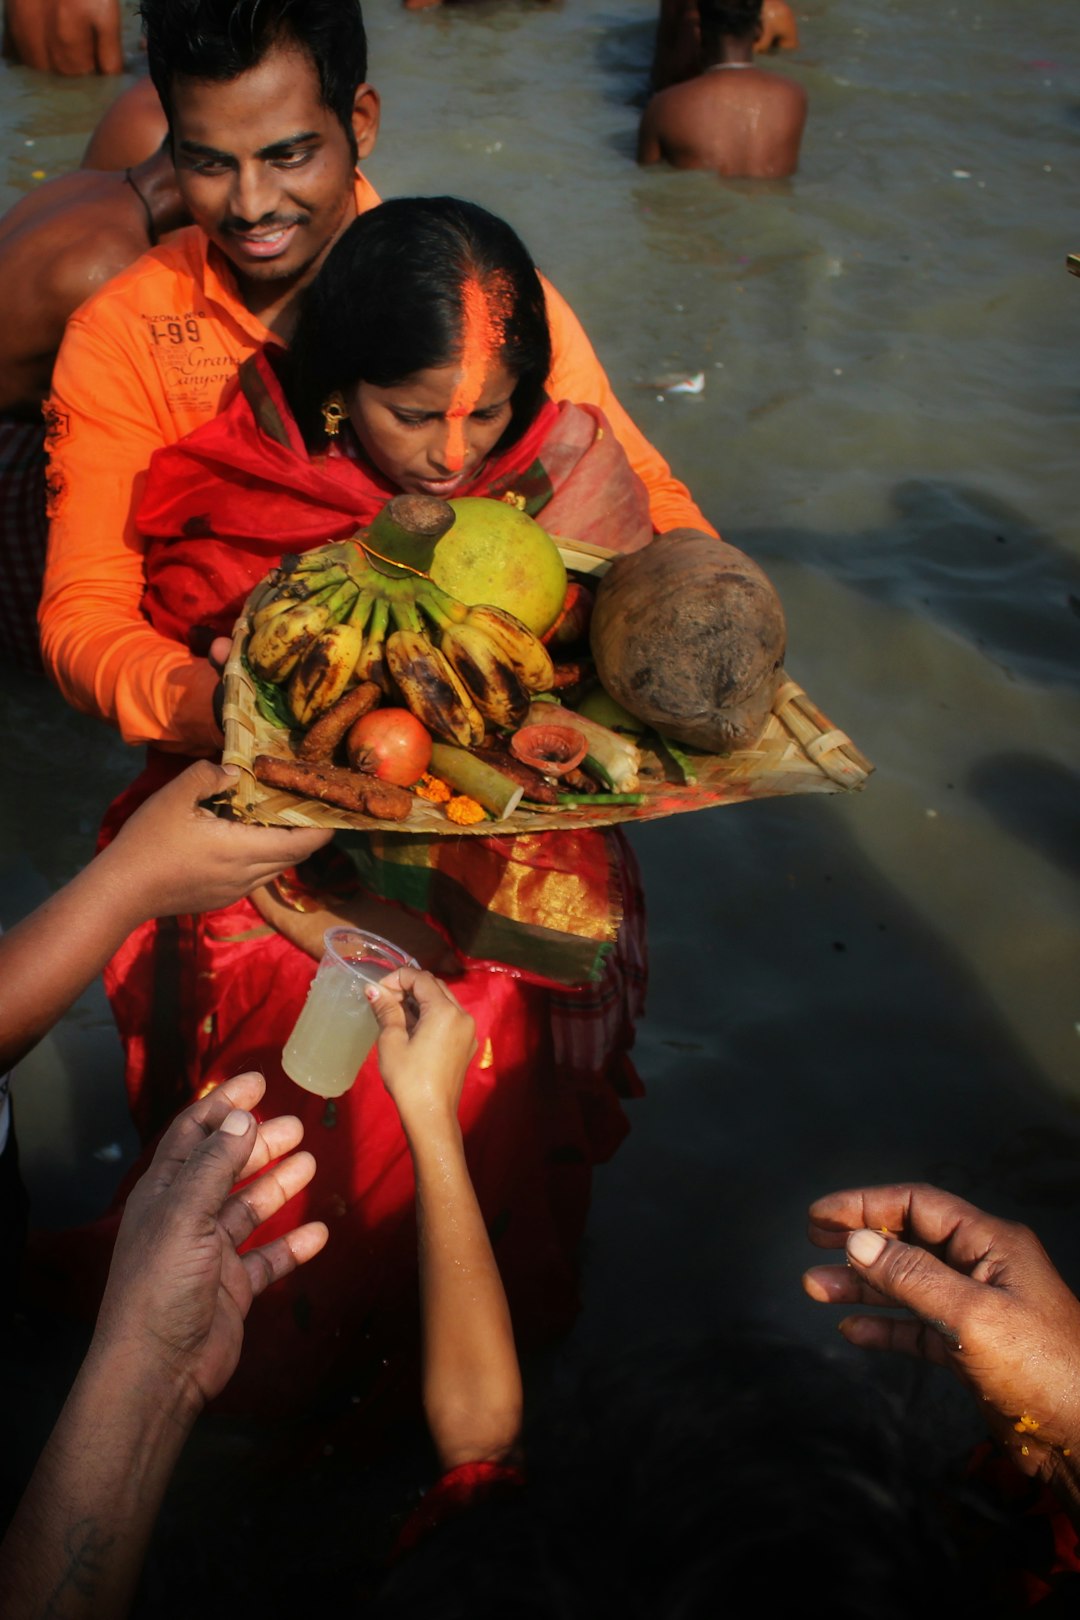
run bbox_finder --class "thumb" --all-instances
[367,981,408,1038]
[845,1228,974,1343]
[178,757,238,801]
[209,635,233,674]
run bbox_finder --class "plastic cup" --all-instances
[282,926,418,1098]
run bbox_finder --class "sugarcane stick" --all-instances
[429,743,524,819]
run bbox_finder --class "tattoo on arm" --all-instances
[41,1519,116,1618]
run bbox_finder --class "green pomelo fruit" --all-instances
[430,497,568,636]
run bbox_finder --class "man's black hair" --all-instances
[374,1336,1018,1620]
[698,0,763,44]
[286,196,552,455]
[139,0,367,149]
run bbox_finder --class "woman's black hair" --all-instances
[139,0,367,154]
[286,196,552,455]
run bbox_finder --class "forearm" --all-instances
[39,571,219,753]
[41,321,222,753]
[407,1116,522,1470]
[0,1344,196,1620]
[0,847,152,1073]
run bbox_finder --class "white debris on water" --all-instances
[665,372,705,395]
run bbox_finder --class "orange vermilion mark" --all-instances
[444,273,511,470]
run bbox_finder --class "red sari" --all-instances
[63,353,653,1419]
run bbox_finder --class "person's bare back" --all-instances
[639,0,806,178]
[81,74,168,170]
[0,84,183,674]
[651,0,798,92]
[0,145,182,417]
[639,63,806,177]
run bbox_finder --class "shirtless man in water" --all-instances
[0,92,183,670]
[638,0,807,179]
[651,0,798,92]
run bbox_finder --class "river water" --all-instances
[1,0,1079,1395]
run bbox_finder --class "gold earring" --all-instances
[321,392,347,438]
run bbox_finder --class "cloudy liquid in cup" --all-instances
[282,964,384,1098]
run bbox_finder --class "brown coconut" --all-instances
[589,530,787,751]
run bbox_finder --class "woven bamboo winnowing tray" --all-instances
[219,541,873,834]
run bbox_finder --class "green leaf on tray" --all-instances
[245,659,292,729]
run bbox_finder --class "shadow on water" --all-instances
[967,753,1080,884]
[592,11,655,107]
[572,788,1080,1368]
[745,480,1080,691]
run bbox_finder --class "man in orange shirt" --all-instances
[40,0,716,754]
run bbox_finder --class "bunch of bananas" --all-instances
[245,539,555,745]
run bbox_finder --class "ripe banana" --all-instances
[460,604,554,693]
[415,579,469,631]
[354,596,391,692]
[246,581,349,683]
[250,565,349,628]
[244,527,554,749]
[385,629,485,747]
[286,591,375,727]
[249,591,300,633]
[439,623,530,728]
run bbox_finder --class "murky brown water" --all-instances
[1,0,1078,1388]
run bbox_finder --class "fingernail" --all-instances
[365,984,381,1003]
[221,764,239,777]
[848,1228,888,1266]
[220,1109,252,1136]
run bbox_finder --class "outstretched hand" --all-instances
[0,1077,326,1620]
[104,759,333,921]
[803,1182,1080,1487]
[368,967,477,1138]
[3,0,124,74]
[91,1072,327,1415]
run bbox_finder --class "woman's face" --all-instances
[348,361,517,499]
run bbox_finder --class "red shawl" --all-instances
[138,347,653,649]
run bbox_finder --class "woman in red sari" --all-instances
[86,199,656,1419]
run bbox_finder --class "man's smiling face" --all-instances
[171,41,378,305]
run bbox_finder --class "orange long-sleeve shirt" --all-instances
[40,177,715,753]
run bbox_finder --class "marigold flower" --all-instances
[415,773,452,804]
[445,794,486,826]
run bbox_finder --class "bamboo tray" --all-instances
[220,542,873,834]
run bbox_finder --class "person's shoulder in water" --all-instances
[81,75,168,170]
[638,0,806,179]
[0,81,181,416]
[758,0,799,52]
